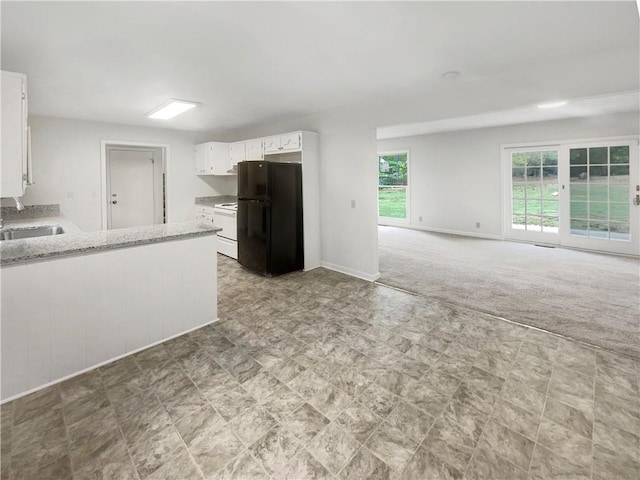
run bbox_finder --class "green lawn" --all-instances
[379,187,406,218]
[512,180,629,231]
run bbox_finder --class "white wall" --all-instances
[377,112,640,238]
[12,116,236,231]
[207,110,381,281]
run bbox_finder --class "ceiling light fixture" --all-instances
[537,100,568,109]
[441,70,461,80]
[147,99,199,119]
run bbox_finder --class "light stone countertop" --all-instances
[2,215,82,234]
[1,221,220,266]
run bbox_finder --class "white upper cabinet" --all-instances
[263,132,303,154]
[245,138,264,161]
[195,142,233,175]
[1,71,30,198]
[229,142,246,168]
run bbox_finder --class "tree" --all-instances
[378,154,407,186]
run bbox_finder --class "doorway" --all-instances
[102,142,167,230]
[503,136,639,255]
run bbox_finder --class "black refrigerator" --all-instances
[237,161,304,276]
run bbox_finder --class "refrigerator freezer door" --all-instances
[237,161,269,199]
[237,199,270,275]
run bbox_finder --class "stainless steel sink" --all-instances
[0,225,65,241]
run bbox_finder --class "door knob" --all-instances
[111,200,118,205]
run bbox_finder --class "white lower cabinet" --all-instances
[216,236,238,259]
[195,205,216,226]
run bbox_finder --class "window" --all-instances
[378,152,409,221]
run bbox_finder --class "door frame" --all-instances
[501,134,639,255]
[100,140,170,230]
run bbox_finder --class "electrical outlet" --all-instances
[351,200,356,209]
[475,222,481,228]
[419,216,423,222]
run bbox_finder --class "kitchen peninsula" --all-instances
[0,220,220,402]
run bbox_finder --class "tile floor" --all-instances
[1,255,639,479]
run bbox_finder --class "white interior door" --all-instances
[108,149,156,229]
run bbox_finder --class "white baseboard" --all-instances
[321,261,380,282]
[382,224,503,241]
[0,318,219,405]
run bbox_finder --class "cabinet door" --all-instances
[230,142,246,167]
[245,139,264,160]
[194,144,204,174]
[263,136,281,154]
[204,144,215,174]
[1,72,27,197]
[280,132,301,152]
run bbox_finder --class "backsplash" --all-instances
[195,195,237,206]
[1,204,60,220]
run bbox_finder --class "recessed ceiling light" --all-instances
[537,100,568,109]
[147,99,199,119]
[441,70,461,80]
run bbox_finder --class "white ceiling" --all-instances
[2,2,639,135]
[377,91,640,139]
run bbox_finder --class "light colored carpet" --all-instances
[377,226,640,359]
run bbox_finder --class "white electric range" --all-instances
[213,202,237,259]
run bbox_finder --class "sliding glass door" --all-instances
[504,137,639,255]
[560,140,638,255]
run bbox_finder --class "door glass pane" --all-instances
[610,202,629,223]
[589,202,608,222]
[589,165,607,178]
[542,200,558,217]
[570,201,588,218]
[378,153,408,219]
[610,164,629,177]
[570,184,588,201]
[589,147,608,164]
[542,150,558,166]
[542,216,559,233]
[570,148,587,165]
[610,146,629,164]
[609,185,629,203]
[609,222,630,237]
[588,183,608,202]
[526,215,542,231]
[570,165,587,181]
[570,218,589,236]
